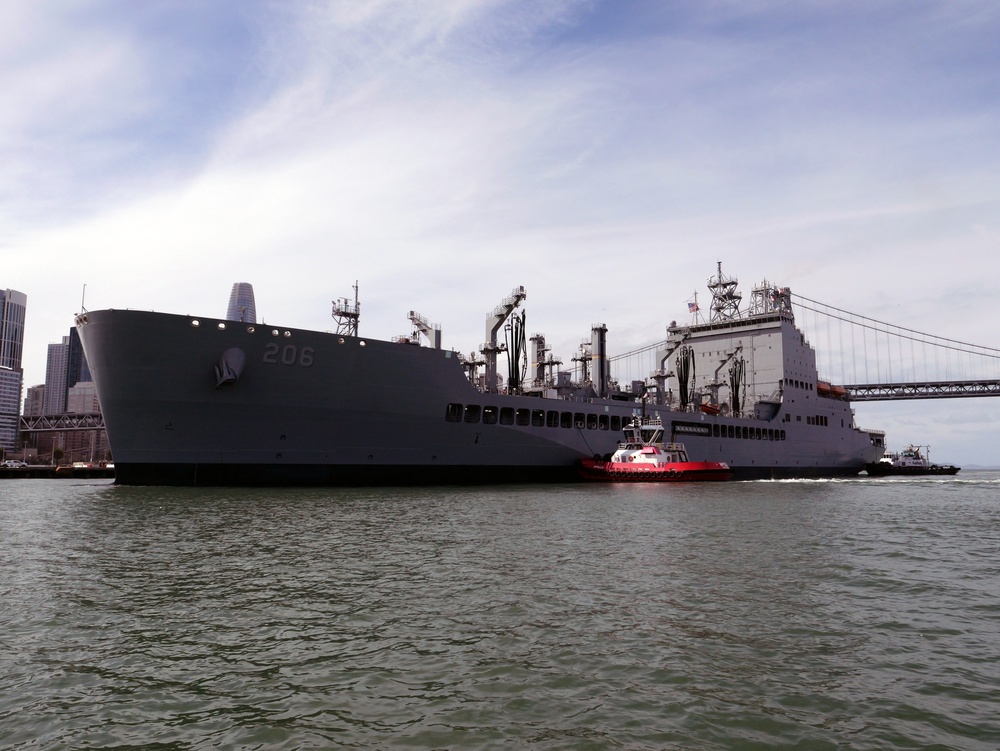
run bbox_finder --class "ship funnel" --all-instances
[530,333,547,386]
[591,323,608,398]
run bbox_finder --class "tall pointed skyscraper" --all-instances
[226,283,257,323]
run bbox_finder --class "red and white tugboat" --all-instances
[578,418,732,482]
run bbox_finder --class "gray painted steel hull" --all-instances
[76,308,882,486]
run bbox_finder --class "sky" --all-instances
[3,0,999,465]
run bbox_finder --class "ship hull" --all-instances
[865,463,960,477]
[110,461,862,486]
[76,309,882,486]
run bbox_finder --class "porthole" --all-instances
[359,341,366,347]
[271,329,279,336]
[338,337,345,344]
[283,330,291,337]
[217,322,226,330]
[191,319,200,327]
[246,326,255,333]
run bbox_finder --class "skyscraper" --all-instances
[43,329,94,416]
[0,289,27,453]
[38,330,103,465]
[226,283,257,323]
[44,337,70,415]
[24,384,45,417]
[0,289,25,370]
[67,327,91,388]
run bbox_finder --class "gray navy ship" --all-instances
[75,265,886,485]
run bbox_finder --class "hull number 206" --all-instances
[263,343,315,366]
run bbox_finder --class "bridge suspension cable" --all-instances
[604,291,999,401]
[791,292,1000,387]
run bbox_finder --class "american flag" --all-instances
[688,302,699,313]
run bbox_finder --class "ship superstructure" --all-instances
[75,265,884,485]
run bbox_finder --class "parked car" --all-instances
[2,460,27,468]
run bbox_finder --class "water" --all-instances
[2,475,999,750]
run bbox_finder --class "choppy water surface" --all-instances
[2,474,999,750]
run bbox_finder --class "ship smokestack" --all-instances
[591,323,608,398]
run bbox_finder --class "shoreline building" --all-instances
[32,327,107,464]
[0,289,27,455]
[226,282,256,323]
[43,329,91,416]
[43,337,70,415]
[65,380,109,463]
[24,384,45,418]
[0,290,26,367]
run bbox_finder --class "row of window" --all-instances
[807,415,829,426]
[784,377,813,390]
[445,403,789,441]
[445,403,626,432]
[708,423,786,441]
[782,413,833,427]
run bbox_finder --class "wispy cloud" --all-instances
[4,0,1000,463]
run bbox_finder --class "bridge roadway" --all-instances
[843,379,1000,401]
[20,413,105,432]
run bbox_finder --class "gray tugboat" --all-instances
[866,445,960,476]
[75,264,885,486]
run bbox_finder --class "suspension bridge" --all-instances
[609,292,1000,401]
[792,293,1000,401]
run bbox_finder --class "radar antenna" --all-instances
[748,279,793,318]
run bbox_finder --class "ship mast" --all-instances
[708,261,741,322]
[332,281,360,336]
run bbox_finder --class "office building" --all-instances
[44,337,70,415]
[0,289,26,453]
[44,328,95,416]
[63,380,109,463]
[34,328,105,464]
[24,384,45,417]
[67,328,91,388]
